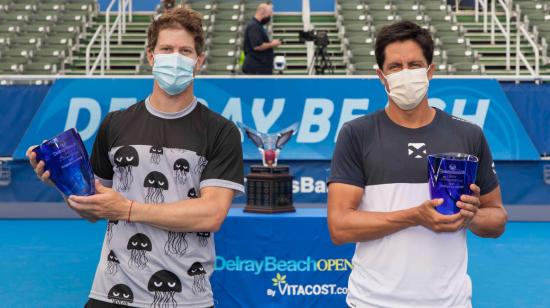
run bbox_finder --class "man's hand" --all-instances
[68,180,131,222]
[26,145,55,187]
[415,199,465,233]
[271,39,282,47]
[457,184,481,228]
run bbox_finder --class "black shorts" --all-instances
[85,298,214,308]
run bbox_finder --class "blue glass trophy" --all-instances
[428,153,478,215]
[32,128,95,196]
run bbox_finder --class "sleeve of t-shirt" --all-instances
[248,26,266,49]
[327,123,366,188]
[90,112,114,187]
[200,122,245,195]
[475,130,499,195]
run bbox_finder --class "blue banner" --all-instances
[212,209,354,308]
[0,85,50,156]
[501,82,550,155]
[97,0,335,13]
[13,77,539,160]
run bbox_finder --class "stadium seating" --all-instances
[338,0,477,75]
[0,0,547,76]
[0,0,97,76]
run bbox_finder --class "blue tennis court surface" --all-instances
[0,220,548,307]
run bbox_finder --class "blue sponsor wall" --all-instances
[96,0,335,12]
[0,85,50,157]
[0,78,549,205]
[8,78,542,160]
[501,82,550,155]
[0,78,548,307]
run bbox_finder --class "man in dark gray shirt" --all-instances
[327,21,507,308]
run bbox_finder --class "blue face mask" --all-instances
[152,53,196,96]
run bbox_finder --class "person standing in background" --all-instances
[242,3,281,75]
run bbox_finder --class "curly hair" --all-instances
[147,7,205,54]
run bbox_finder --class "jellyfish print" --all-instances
[127,233,152,270]
[187,261,207,294]
[105,250,120,275]
[164,231,188,256]
[106,220,119,244]
[113,146,139,191]
[196,232,210,247]
[150,145,164,164]
[187,188,198,199]
[108,284,134,305]
[193,156,207,175]
[173,158,189,185]
[148,270,182,308]
[144,171,169,204]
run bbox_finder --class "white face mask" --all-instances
[152,53,197,96]
[382,67,430,111]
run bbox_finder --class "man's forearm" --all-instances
[329,208,418,244]
[469,206,507,238]
[131,198,229,233]
[253,42,273,51]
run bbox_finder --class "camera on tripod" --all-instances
[298,30,330,47]
[298,28,334,75]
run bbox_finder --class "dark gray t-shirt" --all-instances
[88,97,244,307]
[329,108,498,194]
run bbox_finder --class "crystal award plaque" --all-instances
[32,128,95,196]
[428,153,478,215]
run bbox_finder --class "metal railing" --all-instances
[475,0,489,32]
[516,22,540,80]
[302,0,314,75]
[85,25,105,75]
[490,0,512,70]
[105,0,132,69]
[85,0,133,74]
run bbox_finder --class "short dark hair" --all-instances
[374,21,434,69]
[147,7,205,54]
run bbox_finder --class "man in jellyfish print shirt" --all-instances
[28,8,244,308]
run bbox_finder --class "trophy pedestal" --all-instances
[244,165,295,213]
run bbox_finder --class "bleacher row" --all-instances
[341,0,550,75]
[0,0,547,78]
[339,0,477,74]
[0,0,97,75]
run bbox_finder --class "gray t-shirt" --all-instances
[88,97,244,307]
[328,108,498,308]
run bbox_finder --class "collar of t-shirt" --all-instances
[381,106,441,133]
[144,96,198,120]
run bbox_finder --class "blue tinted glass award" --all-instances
[33,128,95,196]
[428,153,478,215]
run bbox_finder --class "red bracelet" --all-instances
[127,200,134,223]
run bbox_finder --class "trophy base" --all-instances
[244,164,295,214]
